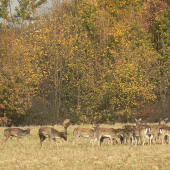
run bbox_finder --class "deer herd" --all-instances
[1,118,170,147]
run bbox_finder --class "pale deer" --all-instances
[39,119,71,148]
[159,118,168,125]
[2,128,30,144]
[150,124,169,144]
[134,126,153,145]
[73,127,94,145]
[92,125,120,146]
[135,118,147,126]
[159,126,170,144]
[134,118,152,145]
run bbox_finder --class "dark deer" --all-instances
[2,128,30,144]
[39,119,71,148]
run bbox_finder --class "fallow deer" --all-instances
[150,119,169,144]
[134,126,153,145]
[122,125,136,130]
[2,128,30,144]
[159,126,170,144]
[116,126,136,145]
[159,118,168,125]
[39,119,71,148]
[73,127,94,146]
[135,118,147,126]
[134,118,152,145]
[92,125,120,146]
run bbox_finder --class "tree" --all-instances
[0,0,47,26]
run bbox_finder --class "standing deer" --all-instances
[150,118,169,144]
[2,128,30,144]
[73,127,94,146]
[134,118,152,145]
[134,126,153,145]
[92,125,120,146]
[159,126,170,144]
[39,119,71,148]
[116,126,136,145]
[159,118,168,125]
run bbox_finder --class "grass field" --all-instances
[0,123,170,170]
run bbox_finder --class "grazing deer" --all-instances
[92,125,120,146]
[159,118,168,125]
[2,128,30,144]
[39,119,71,148]
[73,127,94,146]
[159,126,170,144]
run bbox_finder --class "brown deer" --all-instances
[134,126,153,145]
[159,126,170,144]
[39,119,71,148]
[116,126,136,145]
[2,128,30,144]
[122,125,136,131]
[92,125,120,146]
[73,127,94,146]
[150,118,169,144]
[134,118,152,145]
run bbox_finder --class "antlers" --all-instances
[63,119,71,131]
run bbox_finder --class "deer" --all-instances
[92,124,120,146]
[2,128,30,144]
[39,119,71,148]
[122,125,136,131]
[116,126,136,145]
[134,126,153,145]
[73,127,95,146]
[159,126,170,144]
[134,118,152,145]
[135,118,148,126]
[159,118,168,125]
[135,118,169,144]
[149,118,169,144]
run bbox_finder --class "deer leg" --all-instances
[99,136,104,146]
[73,135,80,145]
[124,138,127,145]
[90,138,94,146]
[17,136,22,144]
[4,135,10,143]
[40,137,46,148]
[131,137,134,145]
[49,138,52,148]
[53,138,58,147]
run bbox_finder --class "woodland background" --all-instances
[0,0,170,126]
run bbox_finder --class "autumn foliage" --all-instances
[0,0,170,125]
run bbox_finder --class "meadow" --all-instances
[0,123,170,170]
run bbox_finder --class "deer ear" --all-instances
[165,118,168,121]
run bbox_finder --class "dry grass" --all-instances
[0,123,170,170]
